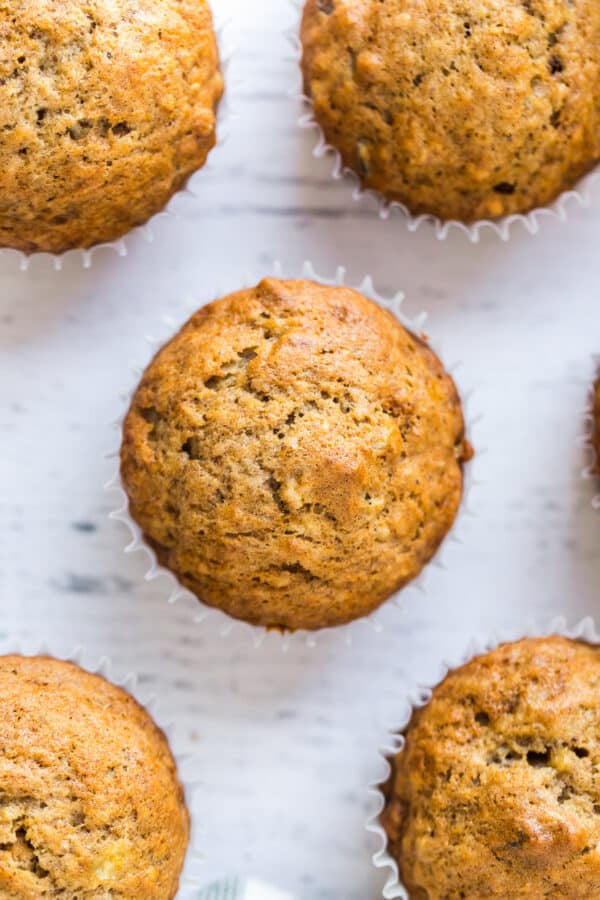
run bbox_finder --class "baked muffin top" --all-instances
[382,636,600,899]
[120,277,470,631]
[593,374,600,473]
[0,0,223,254]
[0,655,188,899]
[301,0,600,222]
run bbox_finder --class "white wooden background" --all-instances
[1,2,599,897]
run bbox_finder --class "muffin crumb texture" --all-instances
[382,636,600,898]
[120,278,470,631]
[0,0,223,253]
[301,0,600,221]
[0,655,188,899]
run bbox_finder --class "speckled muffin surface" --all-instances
[0,0,223,254]
[382,636,600,899]
[301,0,600,222]
[120,278,470,631]
[0,655,189,899]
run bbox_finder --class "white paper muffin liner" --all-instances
[287,1,600,244]
[579,357,600,510]
[366,615,600,899]
[106,260,481,648]
[0,637,203,898]
[0,13,235,274]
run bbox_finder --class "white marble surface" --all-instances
[1,2,600,897]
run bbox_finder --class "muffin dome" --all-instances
[120,278,470,631]
[0,0,223,254]
[382,636,600,899]
[301,0,600,222]
[0,655,188,898]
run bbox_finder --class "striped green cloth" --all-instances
[197,878,293,900]
[197,879,242,900]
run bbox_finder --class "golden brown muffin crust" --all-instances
[382,636,600,899]
[120,278,470,631]
[593,373,600,474]
[0,0,223,254]
[301,0,600,222]
[0,655,189,899]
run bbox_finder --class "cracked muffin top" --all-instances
[382,636,600,899]
[0,0,223,254]
[0,655,189,899]
[120,277,471,631]
[301,0,600,222]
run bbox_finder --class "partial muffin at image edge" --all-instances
[592,372,600,473]
[300,0,600,222]
[0,654,189,899]
[381,635,600,899]
[120,277,472,632]
[0,0,223,254]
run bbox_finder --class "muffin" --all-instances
[592,373,600,473]
[381,636,600,899]
[0,654,189,898]
[0,1,223,254]
[301,0,600,222]
[120,277,471,631]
